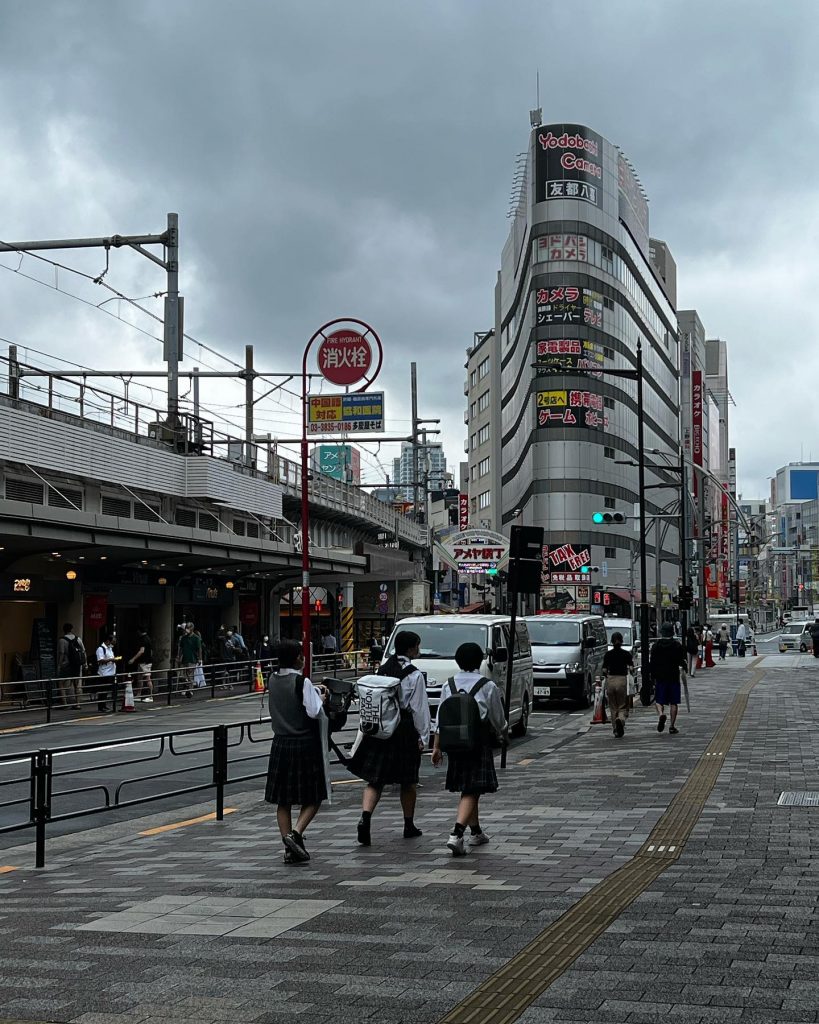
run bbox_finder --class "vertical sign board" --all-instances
[458,492,469,531]
[692,369,703,501]
[534,124,604,207]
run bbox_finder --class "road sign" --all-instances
[601,561,608,577]
[379,583,388,593]
[317,330,372,386]
[378,592,389,612]
[307,392,384,434]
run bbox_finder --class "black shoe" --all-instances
[615,719,625,738]
[357,818,372,847]
[669,726,679,735]
[291,830,310,860]
[283,832,309,862]
[657,714,667,733]
[97,703,109,712]
[184,689,193,699]
[403,824,423,839]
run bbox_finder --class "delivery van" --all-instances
[382,614,534,737]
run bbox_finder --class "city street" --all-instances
[2,656,817,1024]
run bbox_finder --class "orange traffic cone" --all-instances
[122,676,135,712]
[590,679,608,725]
[253,662,265,692]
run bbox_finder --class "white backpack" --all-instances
[354,665,413,739]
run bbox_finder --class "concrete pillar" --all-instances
[58,582,85,648]
[151,590,174,671]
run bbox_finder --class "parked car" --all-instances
[604,617,641,681]
[381,614,534,737]
[523,614,607,707]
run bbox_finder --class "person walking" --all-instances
[685,626,699,677]
[256,634,275,674]
[95,631,117,712]
[321,631,338,672]
[432,642,506,856]
[602,631,633,738]
[265,639,329,864]
[650,622,687,735]
[718,623,730,661]
[735,620,748,658]
[56,622,86,709]
[350,630,431,847]
[704,624,716,668]
[176,622,202,698]
[128,626,154,702]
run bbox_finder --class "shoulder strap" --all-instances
[294,673,306,703]
[469,676,490,697]
[398,663,417,681]
[445,677,458,695]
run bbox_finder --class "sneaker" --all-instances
[669,726,679,735]
[356,818,372,847]
[283,832,309,862]
[468,831,490,847]
[184,690,193,699]
[657,714,667,733]
[141,696,154,703]
[403,824,423,839]
[447,834,467,857]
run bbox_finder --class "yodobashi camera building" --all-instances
[464,120,681,615]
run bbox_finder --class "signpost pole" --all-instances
[500,576,517,771]
[300,346,312,675]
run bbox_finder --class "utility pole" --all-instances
[163,212,181,424]
[679,446,689,634]
[411,362,420,519]
[244,344,255,467]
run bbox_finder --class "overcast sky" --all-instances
[0,0,815,498]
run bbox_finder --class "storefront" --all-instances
[0,575,74,688]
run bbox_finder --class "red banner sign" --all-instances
[84,594,108,631]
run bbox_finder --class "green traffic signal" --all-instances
[592,512,605,524]
[486,568,498,576]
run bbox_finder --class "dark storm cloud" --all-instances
[1,0,818,492]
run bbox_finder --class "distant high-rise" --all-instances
[392,441,448,492]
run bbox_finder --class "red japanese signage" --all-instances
[84,594,108,631]
[536,389,609,429]
[536,286,603,328]
[458,493,469,531]
[239,598,259,628]
[692,370,703,467]
[542,542,592,584]
[537,234,588,262]
[536,338,604,373]
[317,330,372,386]
[535,124,604,207]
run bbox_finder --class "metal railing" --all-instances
[0,652,375,724]
[0,710,359,869]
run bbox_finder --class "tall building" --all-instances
[465,120,681,614]
[392,441,448,493]
[311,444,360,484]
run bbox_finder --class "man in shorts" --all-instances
[128,627,154,702]
[649,622,687,735]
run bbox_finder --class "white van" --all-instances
[382,615,534,737]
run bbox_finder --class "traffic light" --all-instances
[486,568,498,577]
[678,584,694,610]
[336,588,344,608]
[315,599,322,613]
[580,565,600,575]
[592,512,626,525]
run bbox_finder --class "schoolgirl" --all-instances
[432,641,507,856]
[348,629,431,846]
[264,640,329,864]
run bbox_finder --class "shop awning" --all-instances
[604,588,643,603]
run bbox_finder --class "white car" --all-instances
[779,622,813,653]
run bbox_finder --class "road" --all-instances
[0,693,585,851]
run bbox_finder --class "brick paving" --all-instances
[0,658,815,1024]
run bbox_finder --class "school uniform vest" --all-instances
[268,674,314,738]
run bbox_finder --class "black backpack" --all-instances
[66,635,85,672]
[437,677,490,754]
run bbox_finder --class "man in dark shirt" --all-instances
[649,622,687,735]
[602,633,634,738]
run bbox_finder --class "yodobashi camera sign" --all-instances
[438,529,510,575]
[534,124,604,207]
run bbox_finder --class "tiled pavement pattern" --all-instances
[0,659,814,1024]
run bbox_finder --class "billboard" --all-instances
[536,234,589,262]
[458,492,469,531]
[542,542,592,584]
[438,529,509,575]
[617,152,650,256]
[534,124,604,207]
[536,285,604,328]
[692,370,703,467]
[536,389,609,429]
[307,392,384,434]
[314,445,361,484]
[536,339,604,374]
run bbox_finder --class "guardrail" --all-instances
[0,651,375,724]
[0,711,358,869]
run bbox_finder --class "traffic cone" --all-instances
[122,676,135,712]
[253,661,265,692]
[590,679,608,725]
[752,642,758,656]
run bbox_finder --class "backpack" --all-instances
[355,664,414,739]
[437,677,490,754]
[66,635,85,672]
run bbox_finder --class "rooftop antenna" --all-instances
[529,69,542,128]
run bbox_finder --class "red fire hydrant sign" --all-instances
[317,330,372,387]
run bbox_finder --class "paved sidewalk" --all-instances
[0,658,815,1024]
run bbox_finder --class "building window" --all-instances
[604,497,616,509]
[477,390,490,413]
[175,507,196,528]
[47,486,84,511]
[101,495,131,518]
[470,465,477,481]
[603,297,615,310]
[478,457,490,478]
[478,491,491,510]
[604,446,615,459]
[478,357,490,380]
[605,546,616,559]
[601,244,614,263]
[604,396,615,409]
[470,370,476,388]
[603,345,614,360]
[470,402,476,418]
[5,478,44,504]
[478,424,490,446]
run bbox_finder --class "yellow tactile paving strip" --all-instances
[438,669,763,1024]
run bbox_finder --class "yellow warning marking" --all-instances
[139,809,236,836]
[517,758,534,766]
[331,778,364,786]
[0,866,18,874]
[0,724,36,735]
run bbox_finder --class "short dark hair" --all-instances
[275,640,303,670]
[394,630,421,656]
[455,642,483,671]
[610,632,623,646]
[63,622,73,633]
